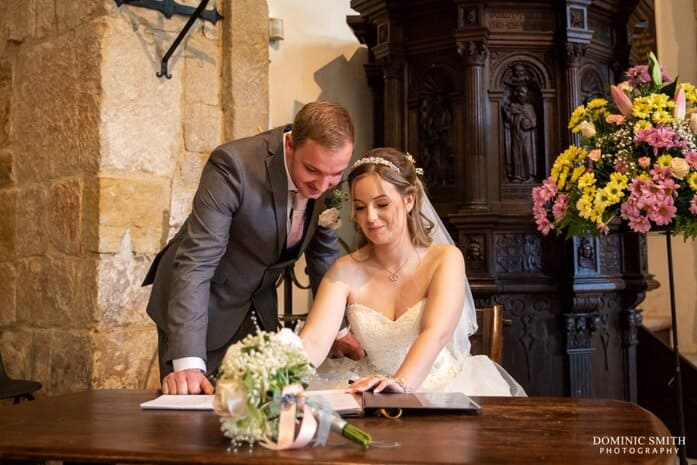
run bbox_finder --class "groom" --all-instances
[143,101,363,395]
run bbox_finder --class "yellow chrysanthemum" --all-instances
[656,154,672,168]
[568,105,587,130]
[594,190,610,209]
[633,94,675,122]
[577,195,595,220]
[578,172,596,189]
[652,110,674,125]
[570,165,586,184]
[551,146,586,190]
[587,98,608,110]
[638,173,652,181]
[609,172,629,189]
[688,172,697,191]
[603,181,625,204]
[633,120,652,132]
[632,101,651,119]
[680,83,697,107]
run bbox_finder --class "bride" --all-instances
[300,148,524,396]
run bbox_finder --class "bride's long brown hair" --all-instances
[348,147,434,249]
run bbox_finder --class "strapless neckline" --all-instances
[346,299,426,323]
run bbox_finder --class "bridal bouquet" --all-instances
[532,53,697,238]
[213,329,371,450]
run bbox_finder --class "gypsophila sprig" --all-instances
[532,52,697,239]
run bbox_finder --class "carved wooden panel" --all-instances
[349,0,657,400]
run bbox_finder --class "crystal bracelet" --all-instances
[394,377,414,393]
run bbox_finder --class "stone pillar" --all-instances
[562,0,593,146]
[0,0,269,397]
[381,57,405,149]
[460,41,489,210]
[222,0,269,140]
[563,43,587,146]
[565,308,601,398]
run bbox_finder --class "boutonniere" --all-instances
[318,186,348,230]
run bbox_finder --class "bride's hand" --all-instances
[347,375,405,394]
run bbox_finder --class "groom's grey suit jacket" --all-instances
[143,126,339,370]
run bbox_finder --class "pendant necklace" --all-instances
[375,251,411,284]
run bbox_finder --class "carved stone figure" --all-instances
[578,237,596,270]
[503,84,537,182]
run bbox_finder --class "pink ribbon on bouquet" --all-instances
[260,384,318,450]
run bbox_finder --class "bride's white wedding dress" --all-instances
[312,300,525,396]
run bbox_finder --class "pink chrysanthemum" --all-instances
[635,126,685,155]
[648,197,677,226]
[685,152,697,169]
[552,193,570,220]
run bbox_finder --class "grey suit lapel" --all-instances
[265,128,289,255]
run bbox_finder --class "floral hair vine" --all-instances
[350,156,399,173]
[349,153,425,176]
[405,152,425,176]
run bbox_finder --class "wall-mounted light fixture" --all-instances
[269,17,284,42]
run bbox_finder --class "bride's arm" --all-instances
[349,245,465,393]
[299,261,352,367]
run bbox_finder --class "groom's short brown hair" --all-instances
[292,101,354,151]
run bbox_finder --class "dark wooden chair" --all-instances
[471,305,507,364]
[0,351,42,404]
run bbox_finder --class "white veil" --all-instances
[419,195,477,360]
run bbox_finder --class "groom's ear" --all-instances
[285,133,294,154]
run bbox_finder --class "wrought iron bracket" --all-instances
[115,0,222,24]
[114,0,223,79]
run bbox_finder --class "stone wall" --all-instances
[0,0,268,396]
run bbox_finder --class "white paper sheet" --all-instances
[139,389,362,415]
[139,394,215,410]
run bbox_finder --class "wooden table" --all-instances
[0,390,676,464]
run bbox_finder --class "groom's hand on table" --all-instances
[329,332,366,360]
[162,368,214,395]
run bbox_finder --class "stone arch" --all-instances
[580,64,606,104]
[491,53,551,91]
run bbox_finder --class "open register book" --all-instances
[140,390,480,416]
[304,390,480,416]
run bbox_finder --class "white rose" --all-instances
[318,207,342,229]
[213,381,248,418]
[670,157,690,180]
[275,327,303,349]
[578,121,596,138]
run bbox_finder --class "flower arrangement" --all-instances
[533,53,697,239]
[213,329,371,450]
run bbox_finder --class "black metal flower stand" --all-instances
[664,231,688,465]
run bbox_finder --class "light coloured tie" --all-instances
[287,192,308,248]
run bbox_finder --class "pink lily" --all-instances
[611,85,633,117]
[674,87,686,121]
